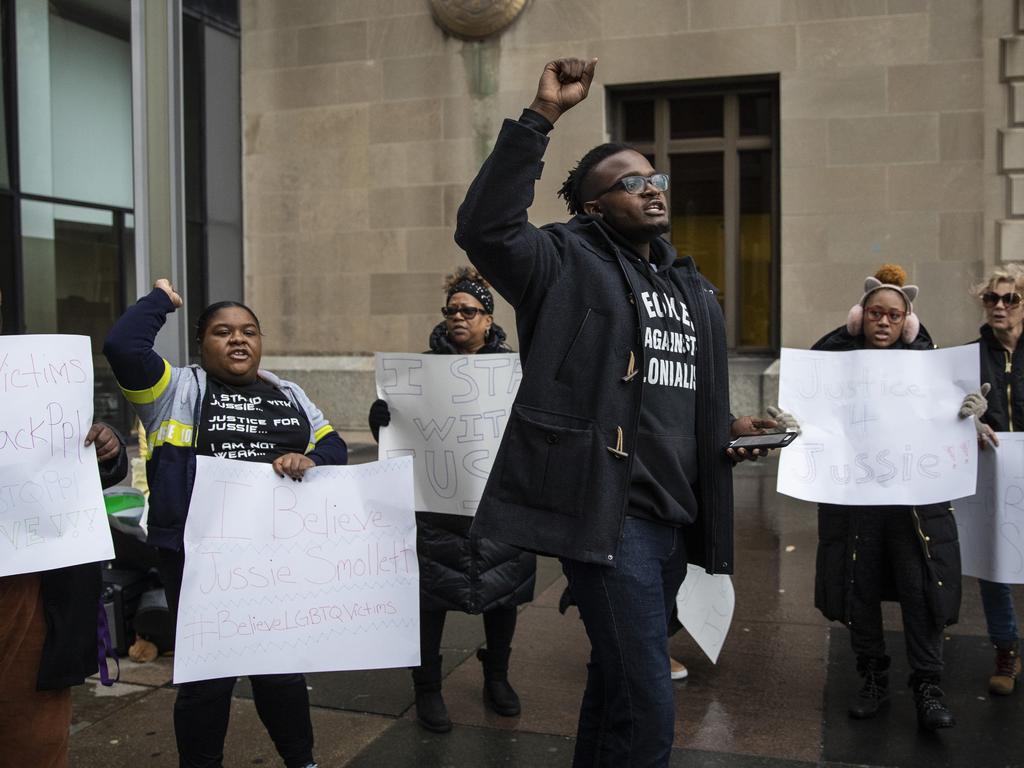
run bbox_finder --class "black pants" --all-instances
[158,550,314,768]
[847,510,943,682]
[418,604,517,663]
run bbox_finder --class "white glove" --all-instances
[958,383,990,419]
[766,405,801,435]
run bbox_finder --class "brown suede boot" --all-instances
[989,641,1022,696]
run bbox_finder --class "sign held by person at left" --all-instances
[0,334,113,576]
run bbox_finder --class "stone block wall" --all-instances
[241,0,1008,429]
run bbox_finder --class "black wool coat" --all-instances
[810,326,961,629]
[455,113,735,572]
[416,322,537,613]
[37,432,128,690]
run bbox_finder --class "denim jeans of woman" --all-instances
[560,516,686,768]
[978,579,1019,645]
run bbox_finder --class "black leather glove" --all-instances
[368,399,391,443]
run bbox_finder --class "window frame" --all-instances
[609,76,781,354]
[2,0,22,334]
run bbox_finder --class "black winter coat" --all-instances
[456,112,735,572]
[37,432,128,690]
[811,326,961,629]
[977,323,1024,432]
[416,322,537,614]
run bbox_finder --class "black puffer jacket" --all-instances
[416,322,537,614]
[811,326,961,630]
[977,324,1024,432]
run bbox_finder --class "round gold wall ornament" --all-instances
[429,0,529,40]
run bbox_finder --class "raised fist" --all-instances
[154,278,183,309]
[529,58,598,125]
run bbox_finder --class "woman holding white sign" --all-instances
[807,265,962,731]
[368,267,536,733]
[104,280,347,768]
[968,263,1024,696]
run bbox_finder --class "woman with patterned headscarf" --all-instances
[368,266,535,733]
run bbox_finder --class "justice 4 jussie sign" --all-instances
[776,346,979,506]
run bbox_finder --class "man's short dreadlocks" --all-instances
[557,142,635,216]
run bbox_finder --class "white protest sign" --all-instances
[776,346,979,506]
[956,434,1024,583]
[173,456,418,684]
[675,564,734,664]
[0,335,112,576]
[375,353,521,516]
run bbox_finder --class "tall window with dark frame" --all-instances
[0,0,17,335]
[183,0,242,361]
[183,12,207,360]
[611,80,779,353]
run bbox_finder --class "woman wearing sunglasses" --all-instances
[807,264,961,731]
[367,266,535,733]
[968,264,1024,696]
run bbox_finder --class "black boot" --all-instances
[848,656,890,719]
[477,647,521,716]
[913,678,955,730]
[411,656,452,733]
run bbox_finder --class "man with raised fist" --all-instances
[455,58,772,766]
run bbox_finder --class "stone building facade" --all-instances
[240,0,1014,430]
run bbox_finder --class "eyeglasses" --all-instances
[982,291,1023,308]
[865,306,906,323]
[596,173,670,198]
[441,306,485,319]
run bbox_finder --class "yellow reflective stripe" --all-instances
[305,442,315,454]
[314,424,335,442]
[149,419,195,449]
[121,359,173,405]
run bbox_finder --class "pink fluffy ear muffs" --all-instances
[846,276,920,344]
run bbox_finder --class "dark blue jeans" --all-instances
[560,516,686,768]
[978,579,1019,646]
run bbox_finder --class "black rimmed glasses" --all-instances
[442,306,485,319]
[596,173,670,198]
[982,291,1023,308]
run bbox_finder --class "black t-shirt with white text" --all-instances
[626,254,700,527]
[197,377,311,463]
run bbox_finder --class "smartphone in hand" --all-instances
[727,432,798,451]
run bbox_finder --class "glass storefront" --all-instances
[1,0,240,428]
[12,0,134,430]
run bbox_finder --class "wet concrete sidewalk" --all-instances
[68,457,1024,767]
